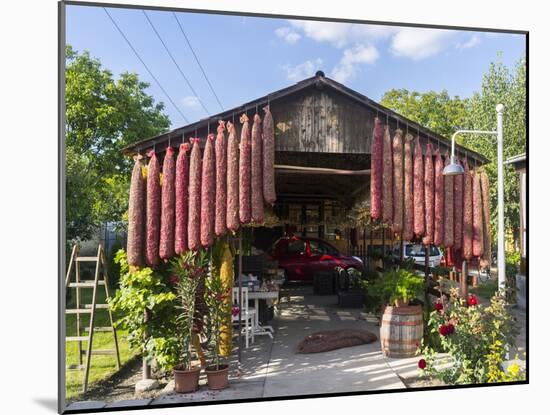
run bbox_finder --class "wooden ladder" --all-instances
[65,244,121,392]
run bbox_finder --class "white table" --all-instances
[247,290,279,338]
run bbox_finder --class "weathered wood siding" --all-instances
[271,89,375,154]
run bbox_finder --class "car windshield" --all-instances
[405,244,440,257]
[287,240,306,255]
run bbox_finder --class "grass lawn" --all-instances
[65,288,136,400]
[470,280,498,300]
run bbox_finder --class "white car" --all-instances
[391,242,443,268]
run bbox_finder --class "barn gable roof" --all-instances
[123,71,488,164]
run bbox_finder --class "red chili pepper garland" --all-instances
[226,121,240,233]
[251,113,264,224]
[127,155,146,267]
[443,152,454,248]
[215,121,227,237]
[188,138,202,251]
[200,134,216,248]
[413,136,425,237]
[159,146,176,260]
[453,160,464,249]
[382,125,393,224]
[239,114,252,225]
[262,105,276,205]
[472,170,484,257]
[480,170,492,267]
[462,159,473,260]
[392,129,404,233]
[433,148,444,246]
[423,142,434,245]
[174,143,190,254]
[402,133,414,241]
[370,117,383,220]
[146,150,161,266]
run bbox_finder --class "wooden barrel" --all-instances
[380,304,423,358]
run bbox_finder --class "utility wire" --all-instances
[103,7,189,124]
[173,12,224,111]
[142,10,210,116]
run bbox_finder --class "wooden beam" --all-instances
[275,164,370,175]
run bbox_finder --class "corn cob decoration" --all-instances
[392,129,403,233]
[370,117,383,220]
[382,125,393,223]
[159,146,176,260]
[480,170,492,267]
[462,159,473,260]
[218,242,234,357]
[402,133,414,241]
[413,136,425,237]
[262,105,276,205]
[146,150,161,266]
[423,142,434,245]
[175,143,190,254]
[188,138,202,251]
[226,121,240,232]
[433,148,444,246]
[239,114,252,224]
[472,170,484,257]
[453,159,464,249]
[215,121,227,237]
[443,152,454,248]
[251,113,264,223]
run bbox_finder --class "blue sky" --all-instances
[66,4,526,128]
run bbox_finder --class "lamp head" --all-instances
[443,157,465,176]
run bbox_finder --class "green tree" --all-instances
[380,89,467,138]
[65,45,170,241]
[463,56,526,246]
[379,56,526,246]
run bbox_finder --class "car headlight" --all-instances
[352,256,363,264]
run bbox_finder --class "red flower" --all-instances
[446,323,455,334]
[231,306,240,317]
[418,359,427,369]
[216,293,225,301]
[467,295,478,306]
[434,302,443,312]
[439,324,448,336]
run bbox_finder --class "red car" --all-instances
[268,236,364,282]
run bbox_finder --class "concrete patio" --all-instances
[67,286,408,411]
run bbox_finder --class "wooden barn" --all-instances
[124,71,487,258]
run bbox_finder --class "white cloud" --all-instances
[289,20,395,48]
[281,58,323,82]
[275,27,301,44]
[180,95,200,108]
[390,27,455,60]
[331,45,379,83]
[457,34,481,49]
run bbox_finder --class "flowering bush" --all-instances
[419,288,523,384]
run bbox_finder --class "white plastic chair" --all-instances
[232,287,256,348]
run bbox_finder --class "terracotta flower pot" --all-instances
[205,364,229,390]
[173,366,201,393]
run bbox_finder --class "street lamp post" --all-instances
[443,104,506,292]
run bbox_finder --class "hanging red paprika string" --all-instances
[370,117,383,220]
[226,121,240,233]
[251,113,264,224]
[443,152,454,248]
[433,148,444,246]
[402,133,414,241]
[462,159,473,260]
[127,155,145,267]
[175,143,190,254]
[146,150,161,266]
[239,114,252,224]
[215,121,227,237]
[392,129,403,233]
[201,134,216,248]
[472,170,484,257]
[480,170,492,267]
[382,125,393,224]
[188,138,202,251]
[423,142,434,245]
[262,105,276,205]
[453,159,464,249]
[159,146,176,260]
[413,136,425,237]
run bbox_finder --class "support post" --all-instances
[142,309,151,380]
[496,104,506,292]
[237,229,243,375]
[461,260,469,300]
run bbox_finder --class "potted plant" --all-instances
[203,242,233,390]
[371,268,425,357]
[171,250,210,393]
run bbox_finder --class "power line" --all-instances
[142,10,210,116]
[102,7,189,124]
[173,12,224,111]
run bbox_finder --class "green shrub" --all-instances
[370,268,424,306]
